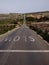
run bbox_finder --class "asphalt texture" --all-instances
[0,24,49,65]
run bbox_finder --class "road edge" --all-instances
[0,27,20,41]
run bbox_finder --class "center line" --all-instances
[0,50,49,52]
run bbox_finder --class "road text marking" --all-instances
[4,38,8,42]
[29,36,35,42]
[13,36,20,42]
[23,36,27,42]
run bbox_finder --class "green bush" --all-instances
[29,25,38,31]
[37,30,49,42]
[0,25,16,35]
[29,25,49,42]
[26,17,36,21]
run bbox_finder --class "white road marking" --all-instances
[23,36,27,42]
[38,35,43,39]
[13,36,20,42]
[8,38,12,42]
[4,38,8,42]
[29,36,35,42]
[4,37,12,42]
[0,50,49,52]
[43,40,49,46]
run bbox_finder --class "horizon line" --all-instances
[0,10,49,14]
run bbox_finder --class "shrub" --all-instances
[29,26,49,42]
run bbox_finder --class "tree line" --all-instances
[26,16,49,22]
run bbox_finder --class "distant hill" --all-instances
[25,11,49,19]
[0,11,49,19]
[0,13,23,20]
[25,11,49,14]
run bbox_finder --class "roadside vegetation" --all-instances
[0,24,16,35]
[26,12,49,43]
[0,18,18,35]
[26,16,49,22]
[29,25,49,42]
[0,15,23,35]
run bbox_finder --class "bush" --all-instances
[29,25,38,31]
[37,16,49,22]
[26,17,36,21]
[0,25,16,35]
[29,25,49,42]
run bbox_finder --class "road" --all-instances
[0,24,49,65]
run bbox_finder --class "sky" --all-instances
[0,0,49,13]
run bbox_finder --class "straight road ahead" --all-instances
[0,24,49,65]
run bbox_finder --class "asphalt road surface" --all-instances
[0,24,49,65]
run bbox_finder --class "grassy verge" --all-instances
[0,15,24,35]
[0,19,18,35]
[29,25,49,42]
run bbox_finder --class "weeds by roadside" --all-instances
[29,25,49,42]
[0,24,16,35]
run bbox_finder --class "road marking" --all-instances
[23,36,27,42]
[38,35,43,39]
[4,37,12,42]
[4,38,8,42]
[43,40,49,46]
[8,38,12,42]
[0,50,49,52]
[13,36,20,42]
[29,36,35,42]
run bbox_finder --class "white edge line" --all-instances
[0,50,49,52]
[44,40,49,46]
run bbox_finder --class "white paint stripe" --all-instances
[0,50,49,52]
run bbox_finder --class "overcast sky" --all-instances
[0,0,49,13]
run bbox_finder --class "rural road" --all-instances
[0,23,49,65]
[0,14,49,65]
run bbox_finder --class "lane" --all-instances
[0,27,21,50]
[0,52,49,65]
[10,26,49,50]
[0,24,49,65]
[0,24,49,50]
[0,15,49,65]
